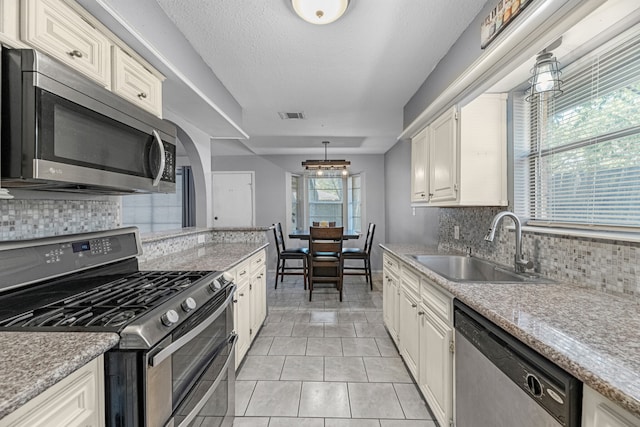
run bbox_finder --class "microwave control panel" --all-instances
[162,142,175,182]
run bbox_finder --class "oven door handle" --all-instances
[166,332,237,427]
[151,129,166,187]
[150,284,236,367]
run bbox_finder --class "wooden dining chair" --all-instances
[342,223,376,290]
[307,226,344,301]
[273,223,308,289]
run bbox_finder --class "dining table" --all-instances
[288,229,361,240]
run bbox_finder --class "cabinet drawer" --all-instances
[233,260,250,285]
[249,249,266,273]
[112,46,163,117]
[401,265,420,294]
[383,253,400,275]
[421,278,452,323]
[0,356,104,427]
[22,0,111,88]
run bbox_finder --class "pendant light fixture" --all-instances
[291,0,350,25]
[526,39,563,102]
[302,141,350,176]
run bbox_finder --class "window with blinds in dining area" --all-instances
[514,26,640,231]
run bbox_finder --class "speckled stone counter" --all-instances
[139,241,269,271]
[0,332,119,419]
[380,243,640,417]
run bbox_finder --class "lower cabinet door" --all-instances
[234,281,251,369]
[0,356,105,427]
[419,305,453,427]
[399,287,420,379]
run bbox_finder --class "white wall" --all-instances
[384,140,439,247]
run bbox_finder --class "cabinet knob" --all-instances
[68,50,83,58]
[418,311,425,316]
[137,92,147,99]
[411,303,417,308]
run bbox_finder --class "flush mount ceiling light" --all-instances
[302,141,350,176]
[291,0,350,25]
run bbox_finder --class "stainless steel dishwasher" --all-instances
[454,300,582,427]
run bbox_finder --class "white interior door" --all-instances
[212,172,255,227]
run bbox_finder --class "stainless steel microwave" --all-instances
[1,48,176,194]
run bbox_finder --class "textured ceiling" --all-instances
[155,0,486,155]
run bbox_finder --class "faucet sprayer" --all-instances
[484,211,533,273]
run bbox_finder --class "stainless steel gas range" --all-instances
[0,228,236,427]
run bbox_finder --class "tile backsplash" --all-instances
[438,207,640,301]
[0,199,120,240]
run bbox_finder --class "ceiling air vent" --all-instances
[278,111,306,120]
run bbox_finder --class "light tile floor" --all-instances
[232,273,437,427]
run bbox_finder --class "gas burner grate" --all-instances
[0,270,213,328]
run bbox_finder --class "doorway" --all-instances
[212,171,255,227]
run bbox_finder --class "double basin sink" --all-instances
[408,255,552,283]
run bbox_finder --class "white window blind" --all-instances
[514,28,640,229]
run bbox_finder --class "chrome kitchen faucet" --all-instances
[484,211,533,273]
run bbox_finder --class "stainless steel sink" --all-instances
[408,255,551,283]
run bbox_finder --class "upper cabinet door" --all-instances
[112,46,163,118]
[429,107,458,203]
[411,127,429,203]
[21,0,111,88]
[0,0,23,47]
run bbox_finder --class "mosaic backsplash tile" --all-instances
[0,199,120,241]
[438,207,640,301]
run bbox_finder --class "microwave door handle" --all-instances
[150,284,236,367]
[169,333,238,427]
[151,129,166,187]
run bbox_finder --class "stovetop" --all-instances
[0,270,215,329]
[0,228,233,350]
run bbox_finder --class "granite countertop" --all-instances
[0,332,120,419]
[140,226,272,244]
[139,241,269,271]
[380,243,640,417]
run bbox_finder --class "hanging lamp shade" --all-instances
[526,51,563,101]
[291,0,350,25]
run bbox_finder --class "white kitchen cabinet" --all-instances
[410,94,507,207]
[582,385,640,427]
[0,356,105,427]
[234,278,251,369]
[428,106,458,204]
[0,0,24,47]
[383,253,401,346]
[419,304,453,427]
[457,93,508,206]
[399,283,420,379]
[381,250,455,427]
[249,249,267,337]
[233,250,267,369]
[233,259,251,368]
[411,127,429,203]
[21,0,112,88]
[112,46,163,117]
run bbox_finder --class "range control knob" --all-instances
[222,271,234,283]
[210,279,222,291]
[181,297,197,312]
[161,309,179,327]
